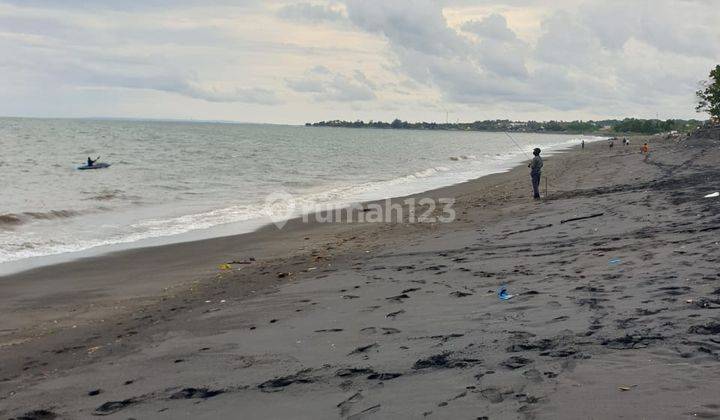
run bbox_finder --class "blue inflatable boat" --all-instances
[77,162,111,170]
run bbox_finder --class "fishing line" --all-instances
[504,131,532,160]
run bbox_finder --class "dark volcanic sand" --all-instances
[2,134,720,419]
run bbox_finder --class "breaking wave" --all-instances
[0,210,83,229]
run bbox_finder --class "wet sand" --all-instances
[2,133,720,419]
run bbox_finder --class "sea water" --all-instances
[0,117,602,271]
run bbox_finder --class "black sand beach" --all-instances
[2,133,720,419]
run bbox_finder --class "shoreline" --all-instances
[0,133,602,276]
[0,153,538,313]
[0,137,598,347]
[5,133,720,418]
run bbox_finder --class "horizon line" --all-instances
[0,114,708,126]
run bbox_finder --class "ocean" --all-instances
[0,117,601,272]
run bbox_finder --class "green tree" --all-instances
[696,65,720,121]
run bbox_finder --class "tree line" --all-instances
[307,63,719,134]
[306,118,704,135]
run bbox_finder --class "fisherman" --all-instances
[528,148,543,200]
[86,156,99,167]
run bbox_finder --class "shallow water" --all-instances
[0,117,600,267]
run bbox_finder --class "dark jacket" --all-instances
[530,156,543,175]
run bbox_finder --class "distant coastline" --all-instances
[306,118,705,135]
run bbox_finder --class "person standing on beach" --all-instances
[528,148,543,200]
[581,139,585,149]
[641,142,650,161]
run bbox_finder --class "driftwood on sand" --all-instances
[560,212,605,224]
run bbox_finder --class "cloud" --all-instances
[0,0,263,11]
[461,13,517,41]
[346,0,468,57]
[470,14,528,79]
[535,11,604,69]
[169,83,281,104]
[85,66,282,105]
[59,66,281,104]
[579,0,720,58]
[343,0,717,117]
[0,35,281,105]
[346,0,532,102]
[286,66,376,101]
[0,0,717,121]
[276,2,344,23]
[0,1,284,105]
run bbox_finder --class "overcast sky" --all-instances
[1,0,718,123]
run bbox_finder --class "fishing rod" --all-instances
[505,131,548,199]
[504,131,531,160]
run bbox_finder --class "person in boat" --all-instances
[87,156,100,167]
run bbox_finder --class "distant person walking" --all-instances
[641,142,649,161]
[609,138,614,149]
[528,148,543,200]
[581,139,585,149]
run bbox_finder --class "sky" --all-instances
[0,0,718,124]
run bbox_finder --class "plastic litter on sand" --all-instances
[498,286,514,300]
